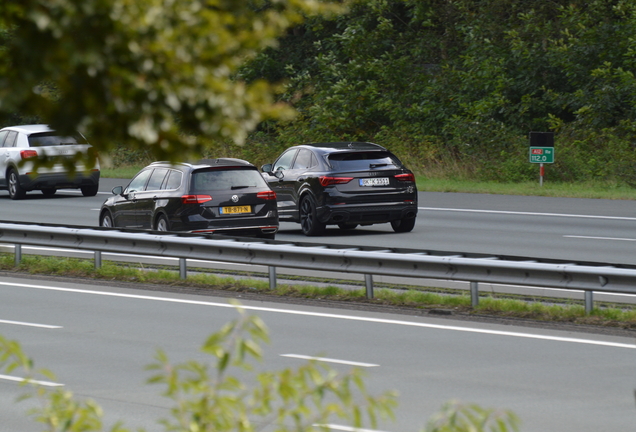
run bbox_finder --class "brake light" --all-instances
[257,190,276,200]
[319,176,353,187]
[20,150,38,159]
[395,173,415,182]
[181,194,212,204]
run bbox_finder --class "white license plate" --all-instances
[359,177,389,187]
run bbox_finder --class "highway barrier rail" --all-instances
[2,221,636,313]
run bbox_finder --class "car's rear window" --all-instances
[328,151,402,171]
[191,168,268,192]
[28,132,88,147]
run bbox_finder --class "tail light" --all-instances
[181,194,212,204]
[257,190,276,200]
[395,173,415,182]
[319,176,353,187]
[20,150,38,159]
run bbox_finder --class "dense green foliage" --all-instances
[238,0,636,183]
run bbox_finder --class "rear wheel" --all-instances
[42,188,56,196]
[390,217,416,233]
[81,184,99,197]
[100,211,114,228]
[7,169,26,200]
[299,195,325,236]
[155,215,170,231]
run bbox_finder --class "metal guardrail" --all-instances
[2,221,636,313]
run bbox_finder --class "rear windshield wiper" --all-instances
[231,185,250,190]
[369,163,388,168]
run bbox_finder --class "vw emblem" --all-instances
[231,195,239,203]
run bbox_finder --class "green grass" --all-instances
[3,253,636,330]
[101,166,636,200]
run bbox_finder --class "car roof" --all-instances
[300,142,387,152]
[148,158,256,170]
[0,124,53,134]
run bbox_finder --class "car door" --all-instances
[114,168,153,227]
[286,148,318,216]
[0,130,9,188]
[133,167,170,229]
[266,149,298,216]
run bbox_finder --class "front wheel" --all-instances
[81,184,99,197]
[7,169,26,200]
[155,215,170,231]
[390,217,416,233]
[100,211,115,227]
[299,195,325,236]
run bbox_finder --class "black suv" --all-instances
[99,159,279,238]
[261,142,417,236]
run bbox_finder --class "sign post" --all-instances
[529,132,554,186]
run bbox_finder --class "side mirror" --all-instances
[112,186,123,195]
[261,163,272,173]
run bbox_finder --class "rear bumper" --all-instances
[317,202,418,225]
[19,170,100,191]
[173,213,279,237]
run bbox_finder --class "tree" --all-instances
[0,0,343,165]
[0,305,519,432]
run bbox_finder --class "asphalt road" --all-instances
[1,178,636,266]
[0,276,634,432]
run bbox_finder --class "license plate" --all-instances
[220,205,251,214]
[359,177,389,187]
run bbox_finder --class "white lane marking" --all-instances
[0,319,61,329]
[0,374,64,387]
[281,354,379,368]
[564,235,636,242]
[0,281,634,349]
[314,425,389,432]
[420,207,636,221]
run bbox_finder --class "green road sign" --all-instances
[529,147,554,163]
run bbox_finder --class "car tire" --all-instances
[337,223,358,230]
[390,217,416,233]
[81,184,99,197]
[7,169,26,200]
[299,195,325,236]
[100,211,115,228]
[155,215,170,231]
[41,188,56,196]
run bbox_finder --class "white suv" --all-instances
[0,124,100,200]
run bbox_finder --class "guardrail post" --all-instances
[585,291,594,314]
[470,281,479,307]
[365,274,374,299]
[94,251,102,269]
[14,244,21,266]
[269,266,277,290]
[179,258,187,279]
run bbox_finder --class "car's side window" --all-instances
[292,149,316,170]
[0,131,8,147]
[162,170,183,190]
[125,169,153,194]
[145,168,169,191]
[273,149,297,172]
[3,131,18,148]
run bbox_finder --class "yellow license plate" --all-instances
[220,205,251,214]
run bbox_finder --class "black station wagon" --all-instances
[99,159,279,238]
[261,142,418,236]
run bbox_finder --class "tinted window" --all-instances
[125,169,152,193]
[0,131,8,147]
[191,168,268,192]
[28,132,87,147]
[328,151,401,171]
[4,131,18,147]
[273,149,297,171]
[146,168,169,191]
[162,170,182,190]
[292,149,316,170]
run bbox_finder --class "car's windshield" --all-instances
[28,132,88,147]
[191,168,268,192]
[328,151,401,171]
